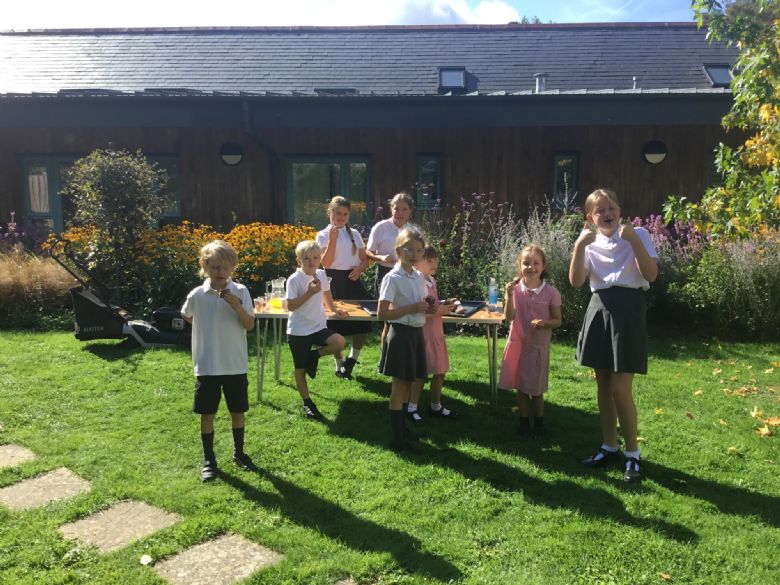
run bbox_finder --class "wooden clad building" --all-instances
[0,23,738,231]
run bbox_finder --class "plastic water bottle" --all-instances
[488,277,498,311]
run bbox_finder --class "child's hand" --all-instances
[505,278,519,294]
[619,221,640,243]
[531,318,546,330]
[334,308,348,318]
[307,278,322,295]
[378,253,394,264]
[575,223,597,248]
[411,301,430,314]
[347,266,363,281]
[220,289,241,309]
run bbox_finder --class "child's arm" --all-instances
[323,290,348,318]
[320,227,341,268]
[569,224,596,287]
[503,279,519,321]
[222,291,255,331]
[348,247,369,281]
[620,223,658,282]
[531,305,562,330]
[286,278,321,312]
[377,299,429,321]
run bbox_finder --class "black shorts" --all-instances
[288,328,338,369]
[192,374,249,415]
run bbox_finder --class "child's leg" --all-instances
[351,333,367,352]
[610,372,638,452]
[532,394,544,418]
[321,333,346,357]
[516,391,530,417]
[429,374,444,405]
[389,377,412,448]
[229,411,252,464]
[390,378,410,410]
[294,369,310,400]
[595,369,619,448]
[200,413,215,434]
[409,378,424,409]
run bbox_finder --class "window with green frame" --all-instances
[286,157,371,227]
[21,155,181,233]
[416,154,442,211]
[552,152,579,213]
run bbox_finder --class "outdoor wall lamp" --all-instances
[643,141,667,165]
[220,142,244,166]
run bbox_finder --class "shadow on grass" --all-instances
[325,397,698,543]
[221,470,462,582]
[83,338,146,364]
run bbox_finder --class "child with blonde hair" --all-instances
[569,188,658,482]
[181,240,257,482]
[377,227,435,450]
[285,240,347,420]
[499,244,562,437]
[407,244,457,422]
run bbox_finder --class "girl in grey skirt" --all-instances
[569,188,658,483]
[377,227,435,451]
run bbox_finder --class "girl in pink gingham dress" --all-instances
[499,244,562,437]
[407,245,458,422]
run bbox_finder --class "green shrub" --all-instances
[678,233,780,339]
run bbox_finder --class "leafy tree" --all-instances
[664,0,780,237]
[60,147,171,307]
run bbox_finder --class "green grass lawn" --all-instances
[0,331,778,585]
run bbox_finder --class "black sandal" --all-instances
[623,457,643,482]
[581,447,619,467]
[200,460,218,482]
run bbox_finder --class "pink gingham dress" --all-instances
[499,281,561,396]
[423,276,449,376]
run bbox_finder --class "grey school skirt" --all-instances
[379,323,427,381]
[576,286,648,374]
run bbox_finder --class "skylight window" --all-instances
[439,67,466,90]
[703,65,733,87]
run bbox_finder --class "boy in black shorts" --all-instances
[286,240,347,420]
[181,240,257,482]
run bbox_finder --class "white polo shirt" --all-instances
[379,265,427,327]
[181,278,252,376]
[367,218,416,268]
[316,225,365,270]
[285,268,331,336]
[584,227,658,292]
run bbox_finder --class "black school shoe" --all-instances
[429,405,457,419]
[302,401,325,421]
[233,452,258,472]
[200,460,218,482]
[340,357,359,380]
[623,457,643,483]
[581,447,620,467]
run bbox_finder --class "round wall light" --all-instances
[643,140,667,165]
[220,142,244,166]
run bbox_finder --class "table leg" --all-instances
[491,323,499,410]
[257,318,269,402]
[273,318,283,382]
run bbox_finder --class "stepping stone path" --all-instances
[0,467,90,511]
[153,532,283,585]
[59,500,181,553]
[0,444,36,469]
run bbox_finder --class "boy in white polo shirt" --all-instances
[182,240,257,482]
[286,240,347,421]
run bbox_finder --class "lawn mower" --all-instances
[48,238,190,348]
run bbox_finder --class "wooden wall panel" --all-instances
[0,124,736,232]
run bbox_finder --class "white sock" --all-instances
[348,348,361,360]
[624,449,641,461]
[601,443,619,453]
[407,402,418,412]
[335,357,344,370]
[430,402,442,412]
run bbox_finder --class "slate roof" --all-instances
[0,23,738,98]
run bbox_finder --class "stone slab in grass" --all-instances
[0,444,36,469]
[0,467,90,511]
[153,533,282,585]
[59,500,181,553]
